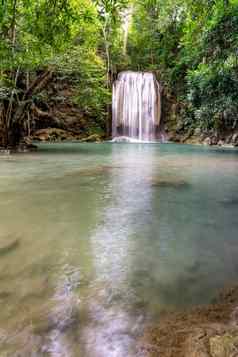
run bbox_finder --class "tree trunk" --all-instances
[2,69,53,148]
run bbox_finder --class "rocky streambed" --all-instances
[141,286,238,357]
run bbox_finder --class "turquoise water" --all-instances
[0,142,238,356]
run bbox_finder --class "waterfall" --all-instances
[112,71,161,142]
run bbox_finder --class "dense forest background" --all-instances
[0,0,238,148]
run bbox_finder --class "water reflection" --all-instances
[80,145,156,356]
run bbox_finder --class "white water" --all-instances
[112,71,161,142]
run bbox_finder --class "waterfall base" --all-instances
[111,136,156,143]
[111,134,167,143]
[112,71,161,142]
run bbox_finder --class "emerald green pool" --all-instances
[0,142,238,356]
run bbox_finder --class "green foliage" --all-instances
[0,0,119,146]
[56,46,110,125]
[94,0,130,82]
[0,0,79,70]
[185,3,238,130]
[127,0,238,131]
[1,0,238,146]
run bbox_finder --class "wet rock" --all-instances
[80,134,102,142]
[218,140,225,146]
[211,135,218,145]
[203,137,212,146]
[0,236,20,256]
[231,133,238,147]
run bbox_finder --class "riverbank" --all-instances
[165,128,238,148]
[140,285,238,357]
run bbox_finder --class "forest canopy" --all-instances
[0,0,238,146]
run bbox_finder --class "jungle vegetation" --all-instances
[0,0,237,146]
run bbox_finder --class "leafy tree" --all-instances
[0,0,103,146]
[127,0,238,132]
[94,0,129,86]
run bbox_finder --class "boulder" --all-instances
[203,137,212,146]
[231,133,238,146]
[80,134,102,142]
[218,140,225,146]
[211,135,218,145]
[33,128,75,142]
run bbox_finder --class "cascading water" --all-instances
[112,71,161,142]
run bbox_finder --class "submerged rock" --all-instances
[0,236,20,256]
[151,178,190,189]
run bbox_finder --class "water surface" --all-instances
[0,143,238,356]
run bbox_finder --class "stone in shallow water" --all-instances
[0,236,20,256]
[150,178,190,189]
